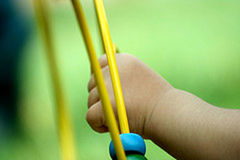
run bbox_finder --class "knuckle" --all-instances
[87,94,92,108]
[117,54,138,73]
[86,102,104,132]
[99,54,107,61]
[88,75,95,92]
[126,55,137,65]
[87,88,97,108]
[102,66,110,81]
[98,54,108,67]
[86,111,94,126]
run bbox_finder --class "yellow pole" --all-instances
[70,0,126,159]
[93,2,118,54]
[94,0,130,134]
[93,2,105,55]
[34,1,77,160]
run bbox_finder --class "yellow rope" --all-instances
[70,0,126,159]
[34,1,77,160]
[94,0,130,134]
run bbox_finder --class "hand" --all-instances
[86,53,172,138]
[87,54,240,160]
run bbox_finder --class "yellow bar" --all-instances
[70,0,126,159]
[93,2,105,55]
[94,0,130,134]
[93,4,118,55]
[34,1,77,160]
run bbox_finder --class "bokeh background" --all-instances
[1,0,240,159]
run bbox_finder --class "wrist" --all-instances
[143,87,177,139]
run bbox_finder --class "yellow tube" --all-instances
[94,0,130,134]
[34,1,77,160]
[70,0,126,159]
[93,3,118,55]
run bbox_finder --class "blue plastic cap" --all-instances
[109,133,146,159]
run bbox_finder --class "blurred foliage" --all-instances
[1,0,240,159]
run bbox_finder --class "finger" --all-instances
[88,74,95,92]
[86,101,108,133]
[88,55,108,91]
[88,65,111,92]
[88,87,99,108]
[90,54,108,74]
[98,54,108,68]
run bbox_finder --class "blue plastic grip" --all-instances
[109,133,146,159]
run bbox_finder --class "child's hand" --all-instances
[86,53,240,159]
[86,53,172,138]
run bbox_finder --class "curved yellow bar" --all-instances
[70,0,126,159]
[34,0,77,160]
[94,0,130,134]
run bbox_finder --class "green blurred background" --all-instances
[1,0,240,159]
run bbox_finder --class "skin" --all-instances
[86,53,240,160]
